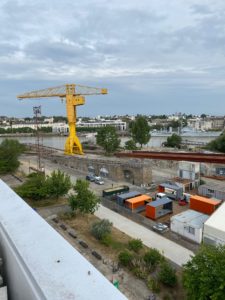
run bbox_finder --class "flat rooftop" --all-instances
[171,209,209,228]
[204,202,225,231]
[191,195,221,205]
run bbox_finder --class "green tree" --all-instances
[124,139,137,150]
[91,219,112,241]
[0,139,25,174]
[68,179,101,214]
[96,126,120,154]
[168,120,181,129]
[183,244,225,300]
[130,116,150,148]
[158,262,177,287]
[15,173,49,200]
[164,133,182,148]
[46,170,71,199]
[206,133,225,153]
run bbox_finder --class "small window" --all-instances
[208,189,214,193]
[188,227,195,235]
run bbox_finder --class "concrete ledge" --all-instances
[0,180,126,300]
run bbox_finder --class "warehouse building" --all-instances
[171,210,209,244]
[198,181,225,201]
[203,202,225,246]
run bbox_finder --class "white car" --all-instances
[152,223,169,233]
[94,176,104,185]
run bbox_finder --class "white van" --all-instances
[156,192,167,199]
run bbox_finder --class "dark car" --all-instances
[86,174,95,182]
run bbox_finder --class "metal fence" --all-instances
[101,198,155,230]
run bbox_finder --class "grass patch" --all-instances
[25,197,68,208]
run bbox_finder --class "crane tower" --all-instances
[17,84,107,155]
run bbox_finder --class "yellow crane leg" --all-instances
[64,95,84,155]
[65,122,83,155]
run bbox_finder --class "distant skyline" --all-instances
[1,0,225,117]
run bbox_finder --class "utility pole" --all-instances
[33,106,43,172]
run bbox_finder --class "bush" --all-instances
[91,219,112,241]
[147,277,161,293]
[144,249,163,270]
[132,267,147,280]
[128,239,143,253]
[118,251,133,267]
[158,262,177,287]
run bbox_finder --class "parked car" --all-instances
[94,176,104,185]
[152,223,169,233]
[86,174,95,182]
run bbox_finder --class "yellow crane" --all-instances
[17,84,107,155]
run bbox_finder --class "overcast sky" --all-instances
[1,0,225,117]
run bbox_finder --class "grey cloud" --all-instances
[1,0,225,116]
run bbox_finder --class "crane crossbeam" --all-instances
[17,84,107,99]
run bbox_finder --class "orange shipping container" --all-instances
[146,205,155,219]
[125,195,151,210]
[190,195,221,215]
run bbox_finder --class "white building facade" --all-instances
[171,209,209,244]
[203,202,225,246]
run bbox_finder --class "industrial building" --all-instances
[0,180,126,300]
[177,161,200,190]
[198,181,225,201]
[171,210,209,244]
[203,202,225,246]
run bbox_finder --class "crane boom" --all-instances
[17,84,108,155]
[17,84,107,99]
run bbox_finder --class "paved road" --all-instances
[95,205,194,266]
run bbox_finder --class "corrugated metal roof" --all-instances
[159,182,182,191]
[191,195,221,205]
[117,191,141,200]
[199,181,225,192]
[204,202,225,231]
[147,197,172,207]
[171,209,209,228]
[125,194,151,204]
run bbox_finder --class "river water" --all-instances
[0,133,221,149]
